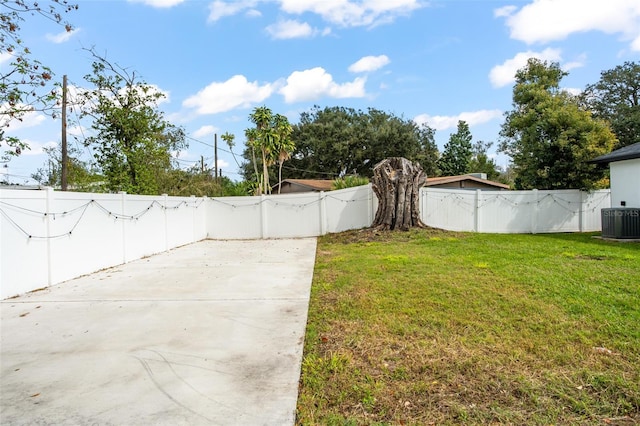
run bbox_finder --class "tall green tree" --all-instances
[31,143,101,190]
[438,120,473,176]
[582,61,640,149]
[0,0,78,158]
[156,166,249,197]
[79,50,186,194]
[499,58,616,190]
[468,141,500,181]
[268,106,438,180]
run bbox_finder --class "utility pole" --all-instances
[61,75,68,191]
[201,155,205,173]
[214,133,218,179]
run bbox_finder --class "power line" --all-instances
[281,164,340,177]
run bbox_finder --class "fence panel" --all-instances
[0,189,49,297]
[264,192,322,238]
[47,192,124,285]
[207,196,263,239]
[325,185,374,233]
[536,190,583,233]
[421,188,477,231]
[476,190,536,233]
[582,190,612,231]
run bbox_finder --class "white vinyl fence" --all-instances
[0,185,374,299]
[421,188,610,233]
[1,185,609,299]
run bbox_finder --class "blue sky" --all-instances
[2,0,640,184]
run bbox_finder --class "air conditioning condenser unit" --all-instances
[601,208,640,239]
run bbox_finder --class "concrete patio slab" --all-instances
[0,238,317,426]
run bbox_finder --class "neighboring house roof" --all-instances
[426,174,510,190]
[589,142,640,164]
[274,179,334,192]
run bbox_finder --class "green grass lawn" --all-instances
[296,229,640,425]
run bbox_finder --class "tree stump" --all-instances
[371,157,427,231]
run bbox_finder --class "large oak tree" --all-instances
[582,61,640,149]
[263,105,438,180]
[499,58,615,190]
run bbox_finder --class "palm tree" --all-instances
[221,131,241,169]
[249,106,277,194]
[273,114,295,194]
[244,127,263,194]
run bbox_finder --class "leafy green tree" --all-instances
[438,120,473,176]
[332,175,369,190]
[157,166,249,197]
[582,61,640,149]
[268,106,438,180]
[0,0,78,159]
[468,141,500,181]
[499,58,616,190]
[31,144,102,190]
[78,50,186,194]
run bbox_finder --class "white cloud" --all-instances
[127,0,186,7]
[266,20,316,39]
[497,0,640,51]
[217,159,230,170]
[246,9,262,18]
[0,104,47,131]
[16,139,58,156]
[193,125,219,138]
[563,87,582,96]
[279,67,367,103]
[494,5,517,18]
[278,0,423,28]
[46,28,80,44]
[208,0,259,23]
[414,109,503,131]
[67,124,88,137]
[183,75,274,115]
[563,53,587,71]
[348,55,390,73]
[0,52,12,65]
[488,48,562,88]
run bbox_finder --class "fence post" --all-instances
[368,184,375,226]
[162,194,169,251]
[319,191,327,235]
[120,192,127,263]
[190,195,197,242]
[260,194,267,239]
[45,187,53,286]
[420,187,427,225]
[203,196,209,239]
[531,189,539,234]
[578,191,585,233]
[474,189,481,232]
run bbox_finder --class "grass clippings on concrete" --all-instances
[296,229,640,425]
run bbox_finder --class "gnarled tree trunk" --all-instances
[371,157,427,231]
